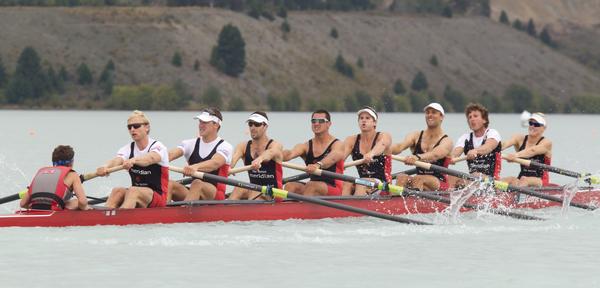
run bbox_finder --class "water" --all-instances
[1,111,600,287]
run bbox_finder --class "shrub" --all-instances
[526,19,537,37]
[281,20,291,34]
[334,54,354,78]
[194,59,200,71]
[0,56,7,88]
[285,88,301,111]
[357,57,364,68]
[394,79,406,95]
[330,27,338,39]
[202,85,223,107]
[504,84,533,112]
[499,10,509,24]
[171,51,182,67]
[77,63,93,85]
[540,27,556,48]
[411,71,428,91]
[228,96,246,111]
[210,24,246,77]
[6,46,47,103]
[430,55,438,66]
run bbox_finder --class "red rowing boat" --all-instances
[1,187,598,228]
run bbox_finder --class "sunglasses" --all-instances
[528,121,543,127]
[248,121,264,127]
[127,123,147,130]
[311,118,329,124]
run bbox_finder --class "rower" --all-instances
[501,112,552,187]
[228,111,283,200]
[341,106,392,196]
[96,110,170,209]
[167,107,233,201]
[283,109,345,196]
[447,103,502,188]
[392,103,453,191]
[21,145,90,211]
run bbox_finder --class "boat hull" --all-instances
[1,189,598,227]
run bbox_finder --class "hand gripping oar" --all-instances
[0,165,125,205]
[169,166,430,225]
[504,156,600,184]
[281,162,404,195]
[392,155,597,211]
[282,160,368,184]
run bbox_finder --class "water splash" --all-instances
[561,180,578,216]
[446,178,494,223]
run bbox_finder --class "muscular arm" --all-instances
[66,171,89,210]
[96,156,125,176]
[367,132,392,157]
[391,132,417,155]
[190,153,226,172]
[450,146,464,158]
[318,140,345,169]
[515,139,552,159]
[130,151,161,167]
[501,134,522,151]
[283,142,307,161]
[419,137,453,162]
[168,147,184,162]
[256,141,283,163]
[474,138,499,156]
[342,135,357,160]
[230,142,247,168]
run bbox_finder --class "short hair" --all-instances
[203,107,223,121]
[311,109,331,121]
[251,111,269,120]
[128,110,150,124]
[465,103,490,128]
[52,145,74,163]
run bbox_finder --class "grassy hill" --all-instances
[0,7,599,111]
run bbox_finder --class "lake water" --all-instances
[1,111,600,287]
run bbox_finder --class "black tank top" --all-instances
[464,131,502,177]
[305,139,339,186]
[128,141,166,195]
[517,135,546,178]
[243,139,282,188]
[414,131,448,181]
[188,138,225,186]
[351,132,391,182]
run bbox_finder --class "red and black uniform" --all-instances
[463,132,502,179]
[517,136,551,185]
[127,141,169,208]
[188,138,230,200]
[414,131,450,189]
[351,132,392,183]
[304,139,343,195]
[27,166,73,210]
[243,139,283,188]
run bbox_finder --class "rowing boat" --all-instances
[1,187,599,228]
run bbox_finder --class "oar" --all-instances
[0,165,125,205]
[451,155,468,164]
[169,166,430,225]
[392,155,597,211]
[283,159,370,183]
[281,162,404,194]
[228,164,255,175]
[344,159,366,168]
[503,156,600,184]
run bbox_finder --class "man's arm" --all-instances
[283,142,307,161]
[342,135,357,161]
[364,132,392,162]
[515,139,552,159]
[391,132,417,155]
[230,142,247,169]
[168,147,184,162]
[96,156,125,176]
[501,134,522,151]
[418,137,453,162]
[67,171,89,210]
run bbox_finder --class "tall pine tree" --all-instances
[6,47,47,103]
[210,24,246,77]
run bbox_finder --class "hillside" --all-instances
[1,7,599,111]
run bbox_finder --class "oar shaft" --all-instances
[283,173,310,184]
[228,165,255,175]
[344,159,366,168]
[80,165,125,182]
[281,162,377,189]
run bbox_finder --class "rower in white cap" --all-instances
[392,102,453,191]
[341,106,393,196]
[229,111,284,200]
[501,112,553,187]
[167,107,233,201]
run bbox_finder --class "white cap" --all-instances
[193,112,222,125]
[357,106,378,121]
[424,102,445,116]
[529,112,546,127]
[246,113,269,125]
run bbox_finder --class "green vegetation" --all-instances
[281,19,291,34]
[356,57,364,68]
[499,10,509,25]
[540,28,556,48]
[394,79,406,95]
[171,51,182,67]
[6,47,47,104]
[330,27,338,39]
[194,59,200,71]
[77,63,93,85]
[411,71,428,91]
[430,55,438,67]
[210,24,246,77]
[0,55,6,88]
[334,53,354,78]
[526,19,537,37]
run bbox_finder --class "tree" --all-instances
[481,0,491,17]
[504,84,533,112]
[47,66,64,93]
[194,59,200,71]
[0,56,6,88]
[540,27,556,48]
[285,88,301,111]
[430,55,438,66]
[499,10,509,24]
[381,91,395,112]
[277,6,287,18]
[202,85,223,107]
[6,47,47,103]
[513,19,523,31]
[281,19,291,34]
[442,85,466,112]
[59,66,69,82]
[171,51,183,67]
[77,63,93,85]
[526,19,537,37]
[394,79,406,95]
[411,71,428,91]
[442,5,452,18]
[210,24,246,77]
[330,27,338,39]
[267,94,285,111]
[334,54,354,78]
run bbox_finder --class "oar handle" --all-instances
[451,155,468,164]
[228,165,255,175]
[282,162,323,176]
[81,165,125,182]
[391,155,432,170]
[344,159,366,168]
[501,154,531,166]
[169,166,206,179]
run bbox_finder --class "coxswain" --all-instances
[392,103,453,191]
[341,106,392,195]
[229,111,283,200]
[96,110,170,209]
[501,112,552,187]
[168,107,233,201]
[21,145,90,210]
[283,109,345,196]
